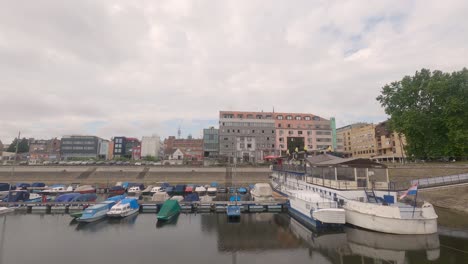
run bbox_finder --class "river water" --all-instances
[0,212,467,264]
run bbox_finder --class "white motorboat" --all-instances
[0,207,14,215]
[195,186,206,195]
[287,190,345,229]
[250,183,274,202]
[107,198,139,218]
[149,186,162,195]
[152,192,170,203]
[127,186,142,197]
[199,195,213,203]
[74,185,96,194]
[207,187,217,196]
[41,185,73,195]
[141,185,153,195]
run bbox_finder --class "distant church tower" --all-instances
[177,126,181,139]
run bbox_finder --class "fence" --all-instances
[410,173,468,188]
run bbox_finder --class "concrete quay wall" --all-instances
[0,166,271,186]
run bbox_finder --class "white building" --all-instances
[141,134,162,158]
[98,140,110,160]
[169,149,184,160]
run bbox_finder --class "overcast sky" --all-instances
[0,0,467,143]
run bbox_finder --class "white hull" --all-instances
[344,201,438,234]
[0,207,14,214]
[289,191,345,225]
[107,208,139,218]
[77,213,107,223]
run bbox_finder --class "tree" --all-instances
[376,68,468,160]
[7,138,29,153]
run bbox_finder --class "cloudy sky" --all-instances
[0,0,467,143]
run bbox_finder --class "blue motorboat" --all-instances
[106,195,126,203]
[165,186,174,195]
[55,193,81,202]
[15,183,31,190]
[183,193,199,202]
[2,190,30,202]
[71,193,97,202]
[160,182,170,189]
[31,182,46,188]
[77,201,116,223]
[227,205,241,218]
[237,187,247,195]
[0,183,13,200]
[229,195,241,202]
[174,185,186,195]
[210,182,218,187]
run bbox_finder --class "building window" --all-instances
[252,130,255,133]
[304,116,311,121]
[237,114,243,118]
[224,138,228,140]
[247,144,252,148]
[256,115,263,119]
[298,131,303,135]
[272,130,274,134]
[227,129,230,133]
[267,137,270,140]
[286,115,292,120]
[277,115,283,120]
[288,131,293,135]
[279,130,284,135]
[295,116,301,120]
[262,130,264,133]
[313,116,320,121]
[265,115,272,119]
[247,114,253,118]
[287,124,291,128]
[279,137,284,142]
[278,124,281,128]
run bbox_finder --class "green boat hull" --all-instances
[157,200,180,221]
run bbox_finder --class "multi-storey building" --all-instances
[203,127,219,158]
[29,138,61,162]
[141,135,162,158]
[98,140,110,160]
[60,135,102,160]
[113,137,141,159]
[274,112,333,155]
[337,123,376,158]
[219,111,276,162]
[374,121,406,162]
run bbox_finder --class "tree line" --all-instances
[377,68,468,160]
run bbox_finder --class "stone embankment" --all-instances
[0,166,271,186]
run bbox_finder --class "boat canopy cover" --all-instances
[165,186,174,192]
[161,182,170,188]
[158,200,180,217]
[229,195,241,202]
[16,183,31,189]
[72,193,97,202]
[183,193,199,202]
[237,187,247,193]
[31,182,46,187]
[3,191,30,202]
[120,198,139,209]
[55,193,81,202]
[210,182,218,187]
[107,195,126,202]
[0,183,11,192]
[51,184,66,188]
[121,182,130,189]
[110,186,125,191]
[175,185,186,192]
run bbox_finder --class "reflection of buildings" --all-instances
[201,213,303,252]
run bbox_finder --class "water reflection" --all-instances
[0,213,466,264]
[156,214,179,228]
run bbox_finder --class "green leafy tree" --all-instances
[377,68,468,160]
[7,138,29,153]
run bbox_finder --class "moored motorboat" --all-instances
[226,204,241,218]
[77,201,116,223]
[55,193,81,203]
[157,200,181,221]
[107,198,140,218]
[127,186,142,197]
[109,186,126,196]
[183,193,199,202]
[40,185,73,195]
[0,183,13,200]
[141,185,153,196]
[185,185,195,194]
[237,187,247,195]
[2,190,30,202]
[174,185,186,195]
[152,192,170,203]
[287,190,345,230]
[170,196,184,202]
[250,183,274,202]
[71,193,98,202]
[150,186,162,195]
[194,186,206,196]
[74,185,96,194]
[207,187,217,196]
[0,207,14,215]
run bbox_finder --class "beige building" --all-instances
[374,121,406,162]
[336,123,373,157]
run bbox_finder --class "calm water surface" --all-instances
[0,212,467,264]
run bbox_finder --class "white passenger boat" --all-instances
[271,157,438,235]
[250,183,274,202]
[107,198,139,218]
[287,190,345,229]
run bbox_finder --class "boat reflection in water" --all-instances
[156,214,179,229]
[288,216,440,264]
[108,213,138,225]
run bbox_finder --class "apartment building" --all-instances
[374,121,406,161]
[274,112,333,155]
[113,137,141,159]
[219,111,276,163]
[60,135,102,160]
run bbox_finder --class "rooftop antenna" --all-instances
[177,126,181,139]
